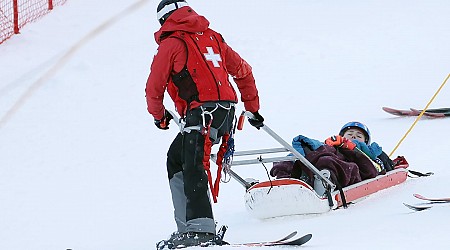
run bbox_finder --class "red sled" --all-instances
[215,111,410,219]
[243,168,407,219]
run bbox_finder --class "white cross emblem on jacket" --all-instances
[203,47,222,68]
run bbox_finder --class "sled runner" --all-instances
[220,111,409,219]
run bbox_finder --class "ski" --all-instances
[157,230,311,249]
[411,107,450,113]
[409,109,447,118]
[404,194,450,212]
[403,203,433,211]
[403,202,450,211]
[226,230,297,247]
[382,107,450,117]
[413,193,450,202]
[232,233,312,247]
[215,225,301,247]
[382,107,417,117]
[277,233,312,246]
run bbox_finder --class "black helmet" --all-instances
[157,0,189,25]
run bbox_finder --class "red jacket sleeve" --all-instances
[223,43,260,113]
[145,38,186,120]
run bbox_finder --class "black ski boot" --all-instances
[156,226,229,249]
[156,231,181,250]
[169,232,217,248]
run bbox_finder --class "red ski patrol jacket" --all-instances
[145,6,260,120]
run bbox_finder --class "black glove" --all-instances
[248,111,264,129]
[154,110,173,130]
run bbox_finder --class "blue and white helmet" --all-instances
[339,121,371,144]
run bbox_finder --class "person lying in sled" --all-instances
[270,121,407,196]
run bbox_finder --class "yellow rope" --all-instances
[389,73,450,157]
[0,0,150,129]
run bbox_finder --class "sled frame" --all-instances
[219,111,336,190]
[168,110,336,191]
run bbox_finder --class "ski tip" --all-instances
[285,233,313,246]
[403,203,431,211]
[304,233,313,241]
[382,107,393,112]
[382,107,402,112]
[413,193,425,199]
[403,203,418,211]
[382,107,413,116]
[285,231,298,239]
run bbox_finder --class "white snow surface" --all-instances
[1,0,450,249]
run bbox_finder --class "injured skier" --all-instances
[270,121,405,196]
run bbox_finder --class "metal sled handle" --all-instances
[167,110,181,126]
[238,111,336,189]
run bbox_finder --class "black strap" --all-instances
[326,173,348,208]
[408,169,434,178]
[337,185,348,208]
[331,180,348,209]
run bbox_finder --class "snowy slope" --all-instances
[1,0,450,249]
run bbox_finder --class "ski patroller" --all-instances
[382,107,450,118]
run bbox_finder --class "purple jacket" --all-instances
[271,145,378,187]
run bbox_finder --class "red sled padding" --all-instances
[333,168,408,206]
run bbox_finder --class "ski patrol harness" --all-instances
[176,102,235,203]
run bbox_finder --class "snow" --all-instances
[1,0,450,249]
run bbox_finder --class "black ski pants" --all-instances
[166,102,235,233]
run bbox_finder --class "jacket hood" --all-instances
[154,6,210,44]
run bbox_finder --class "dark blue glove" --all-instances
[154,110,173,130]
[248,111,264,129]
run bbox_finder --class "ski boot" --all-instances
[313,169,331,197]
[156,232,225,249]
